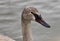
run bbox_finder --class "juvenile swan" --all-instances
[21,6,50,41]
[0,35,15,41]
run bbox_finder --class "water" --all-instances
[0,0,60,41]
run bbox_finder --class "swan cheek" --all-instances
[29,13,35,21]
[32,16,35,21]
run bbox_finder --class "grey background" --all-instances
[0,0,60,41]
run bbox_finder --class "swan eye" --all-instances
[31,12,34,14]
[31,12,42,20]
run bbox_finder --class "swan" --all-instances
[0,35,15,41]
[21,6,50,41]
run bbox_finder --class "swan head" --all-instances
[22,6,50,28]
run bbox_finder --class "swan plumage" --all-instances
[21,6,50,41]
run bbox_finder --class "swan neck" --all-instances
[21,20,33,41]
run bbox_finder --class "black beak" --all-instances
[31,12,50,28]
